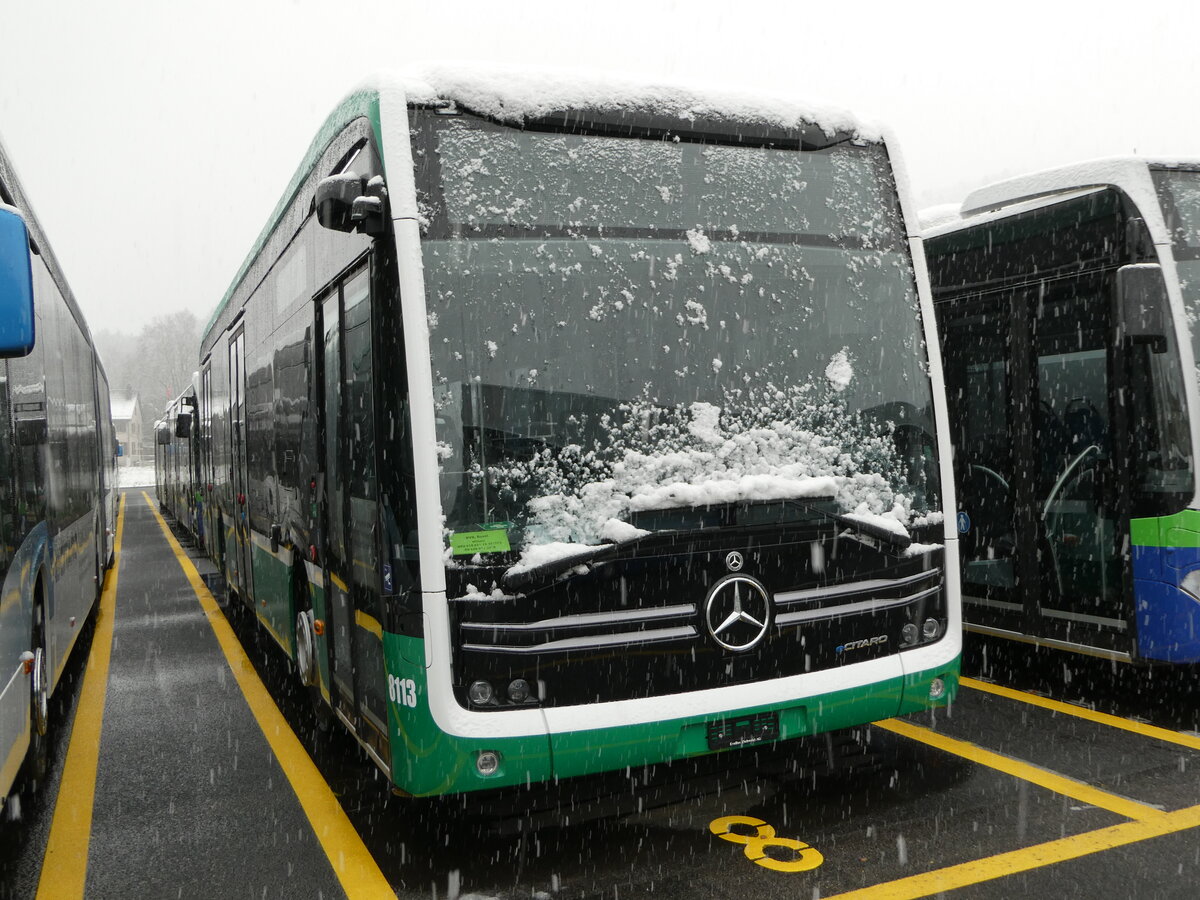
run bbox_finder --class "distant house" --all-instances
[110,390,143,466]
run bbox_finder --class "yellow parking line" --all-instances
[37,493,125,900]
[141,492,393,899]
[875,718,1166,822]
[823,801,1200,900]
[961,676,1200,751]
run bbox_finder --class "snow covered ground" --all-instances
[118,465,156,488]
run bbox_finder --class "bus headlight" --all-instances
[922,618,943,641]
[901,623,919,645]
[476,750,501,776]
[468,680,495,706]
[507,678,531,703]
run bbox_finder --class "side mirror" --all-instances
[175,413,192,438]
[1118,264,1170,353]
[156,425,172,445]
[0,204,35,357]
[315,172,387,235]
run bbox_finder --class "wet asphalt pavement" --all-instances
[5,492,1200,898]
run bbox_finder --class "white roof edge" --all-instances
[961,156,1200,218]
[357,63,883,142]
[922,188,1107,240]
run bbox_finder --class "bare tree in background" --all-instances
[95,310,201,447]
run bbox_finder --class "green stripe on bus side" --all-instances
[1131,509,1200,547]
[382,630,959,797]
[249,542,294,657]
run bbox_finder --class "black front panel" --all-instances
[447,523,945,709]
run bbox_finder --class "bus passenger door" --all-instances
[937,294,1021,615]
[228,329,253,604]
[1034,279,1124,625]
[317,264,389,764]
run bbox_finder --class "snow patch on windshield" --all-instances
[601,518,651,543]
[506,542,602,578]
[904,542,944,557]
[686,228,712,254]
[687,401,723,445]
[841,507,909,536]
[825,348,853,392]
[482,382,919,551]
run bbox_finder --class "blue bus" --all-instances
[0,135,117,807]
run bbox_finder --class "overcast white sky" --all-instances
[0,0,1193,335]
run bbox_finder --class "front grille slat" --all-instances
[462,625,697,654]
[774,584,941,627]
[461,603,695,633]
[774,568,938,606]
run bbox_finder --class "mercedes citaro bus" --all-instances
[169,67,960,797]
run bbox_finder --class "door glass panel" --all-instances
[321,294,353,699]
[343,269,387,731]
[1035,283,1123,621]
[938,297,1018,607]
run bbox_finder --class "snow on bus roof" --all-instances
[916,203,962,233]
[920,156,1200,244]
[373,63,880,140]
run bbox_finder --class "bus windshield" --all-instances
[1154,166,1200,381]
[417,112,939,555]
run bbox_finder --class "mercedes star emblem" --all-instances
[704,574,772,652]
[725,550,744,572]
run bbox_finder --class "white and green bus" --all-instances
[184,68,960,797]
[927,158,1200,664]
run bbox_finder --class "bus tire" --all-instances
[292,562,331,732]
[27,598,51,791]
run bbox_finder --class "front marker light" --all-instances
[468,680,495,706]
[476,750,501,776]
[507,678,531,703]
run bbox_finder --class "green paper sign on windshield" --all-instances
[450,529,512,556]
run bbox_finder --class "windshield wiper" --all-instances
[500,533,660,593]
[786,499,912,551]
[502,501,913,592]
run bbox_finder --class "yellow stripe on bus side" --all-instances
[961,676,1200,751]
[355,609,383,641]
[140,492,393,899]
[874,718,1167,823]
[823,802,1200,900]
[37,493,125,900]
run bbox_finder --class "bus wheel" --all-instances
[292,566,331,733]
[296,609,318,688]
[28,610,51,788]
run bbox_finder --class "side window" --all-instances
[343,268,379,603]
[343,269,375,500]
